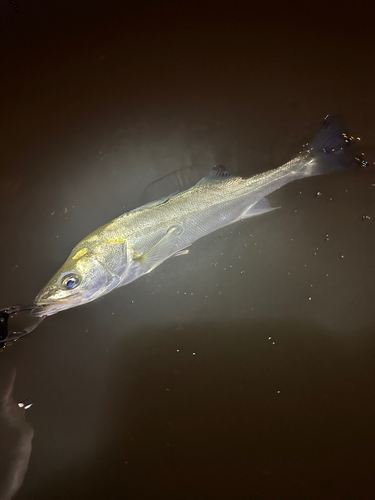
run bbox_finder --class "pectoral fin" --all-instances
[136,226,183,270]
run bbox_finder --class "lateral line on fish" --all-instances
[101,237,127,245]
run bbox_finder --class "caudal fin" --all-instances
[301,116,356,176]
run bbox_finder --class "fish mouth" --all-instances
[31,293,83,317]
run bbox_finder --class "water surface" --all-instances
[1,2,374,499]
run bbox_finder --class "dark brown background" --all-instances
[1,1,375,499]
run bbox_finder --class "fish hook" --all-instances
[0,305,45,349]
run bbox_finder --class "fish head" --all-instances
[31,250,111,317]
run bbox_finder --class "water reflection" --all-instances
[0,369,33,500]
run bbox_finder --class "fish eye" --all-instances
[62,274,80,289]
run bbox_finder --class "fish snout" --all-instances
[34,286,56,305]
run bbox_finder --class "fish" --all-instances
[31,118,354,317]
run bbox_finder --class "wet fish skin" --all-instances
[32,118,353,317]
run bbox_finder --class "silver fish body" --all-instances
[32,119,353,316]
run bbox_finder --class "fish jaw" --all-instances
[32,290,85,317]
[31,300,80,317]
[34,282,80,304]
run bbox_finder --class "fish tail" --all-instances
[299,116,356,177]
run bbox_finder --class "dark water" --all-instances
[1,1,375,499]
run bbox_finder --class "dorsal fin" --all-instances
[196,165,231,186]
[140,165,205,205]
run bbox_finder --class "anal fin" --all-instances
[173,248,190,257]
[240,197,280,219]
